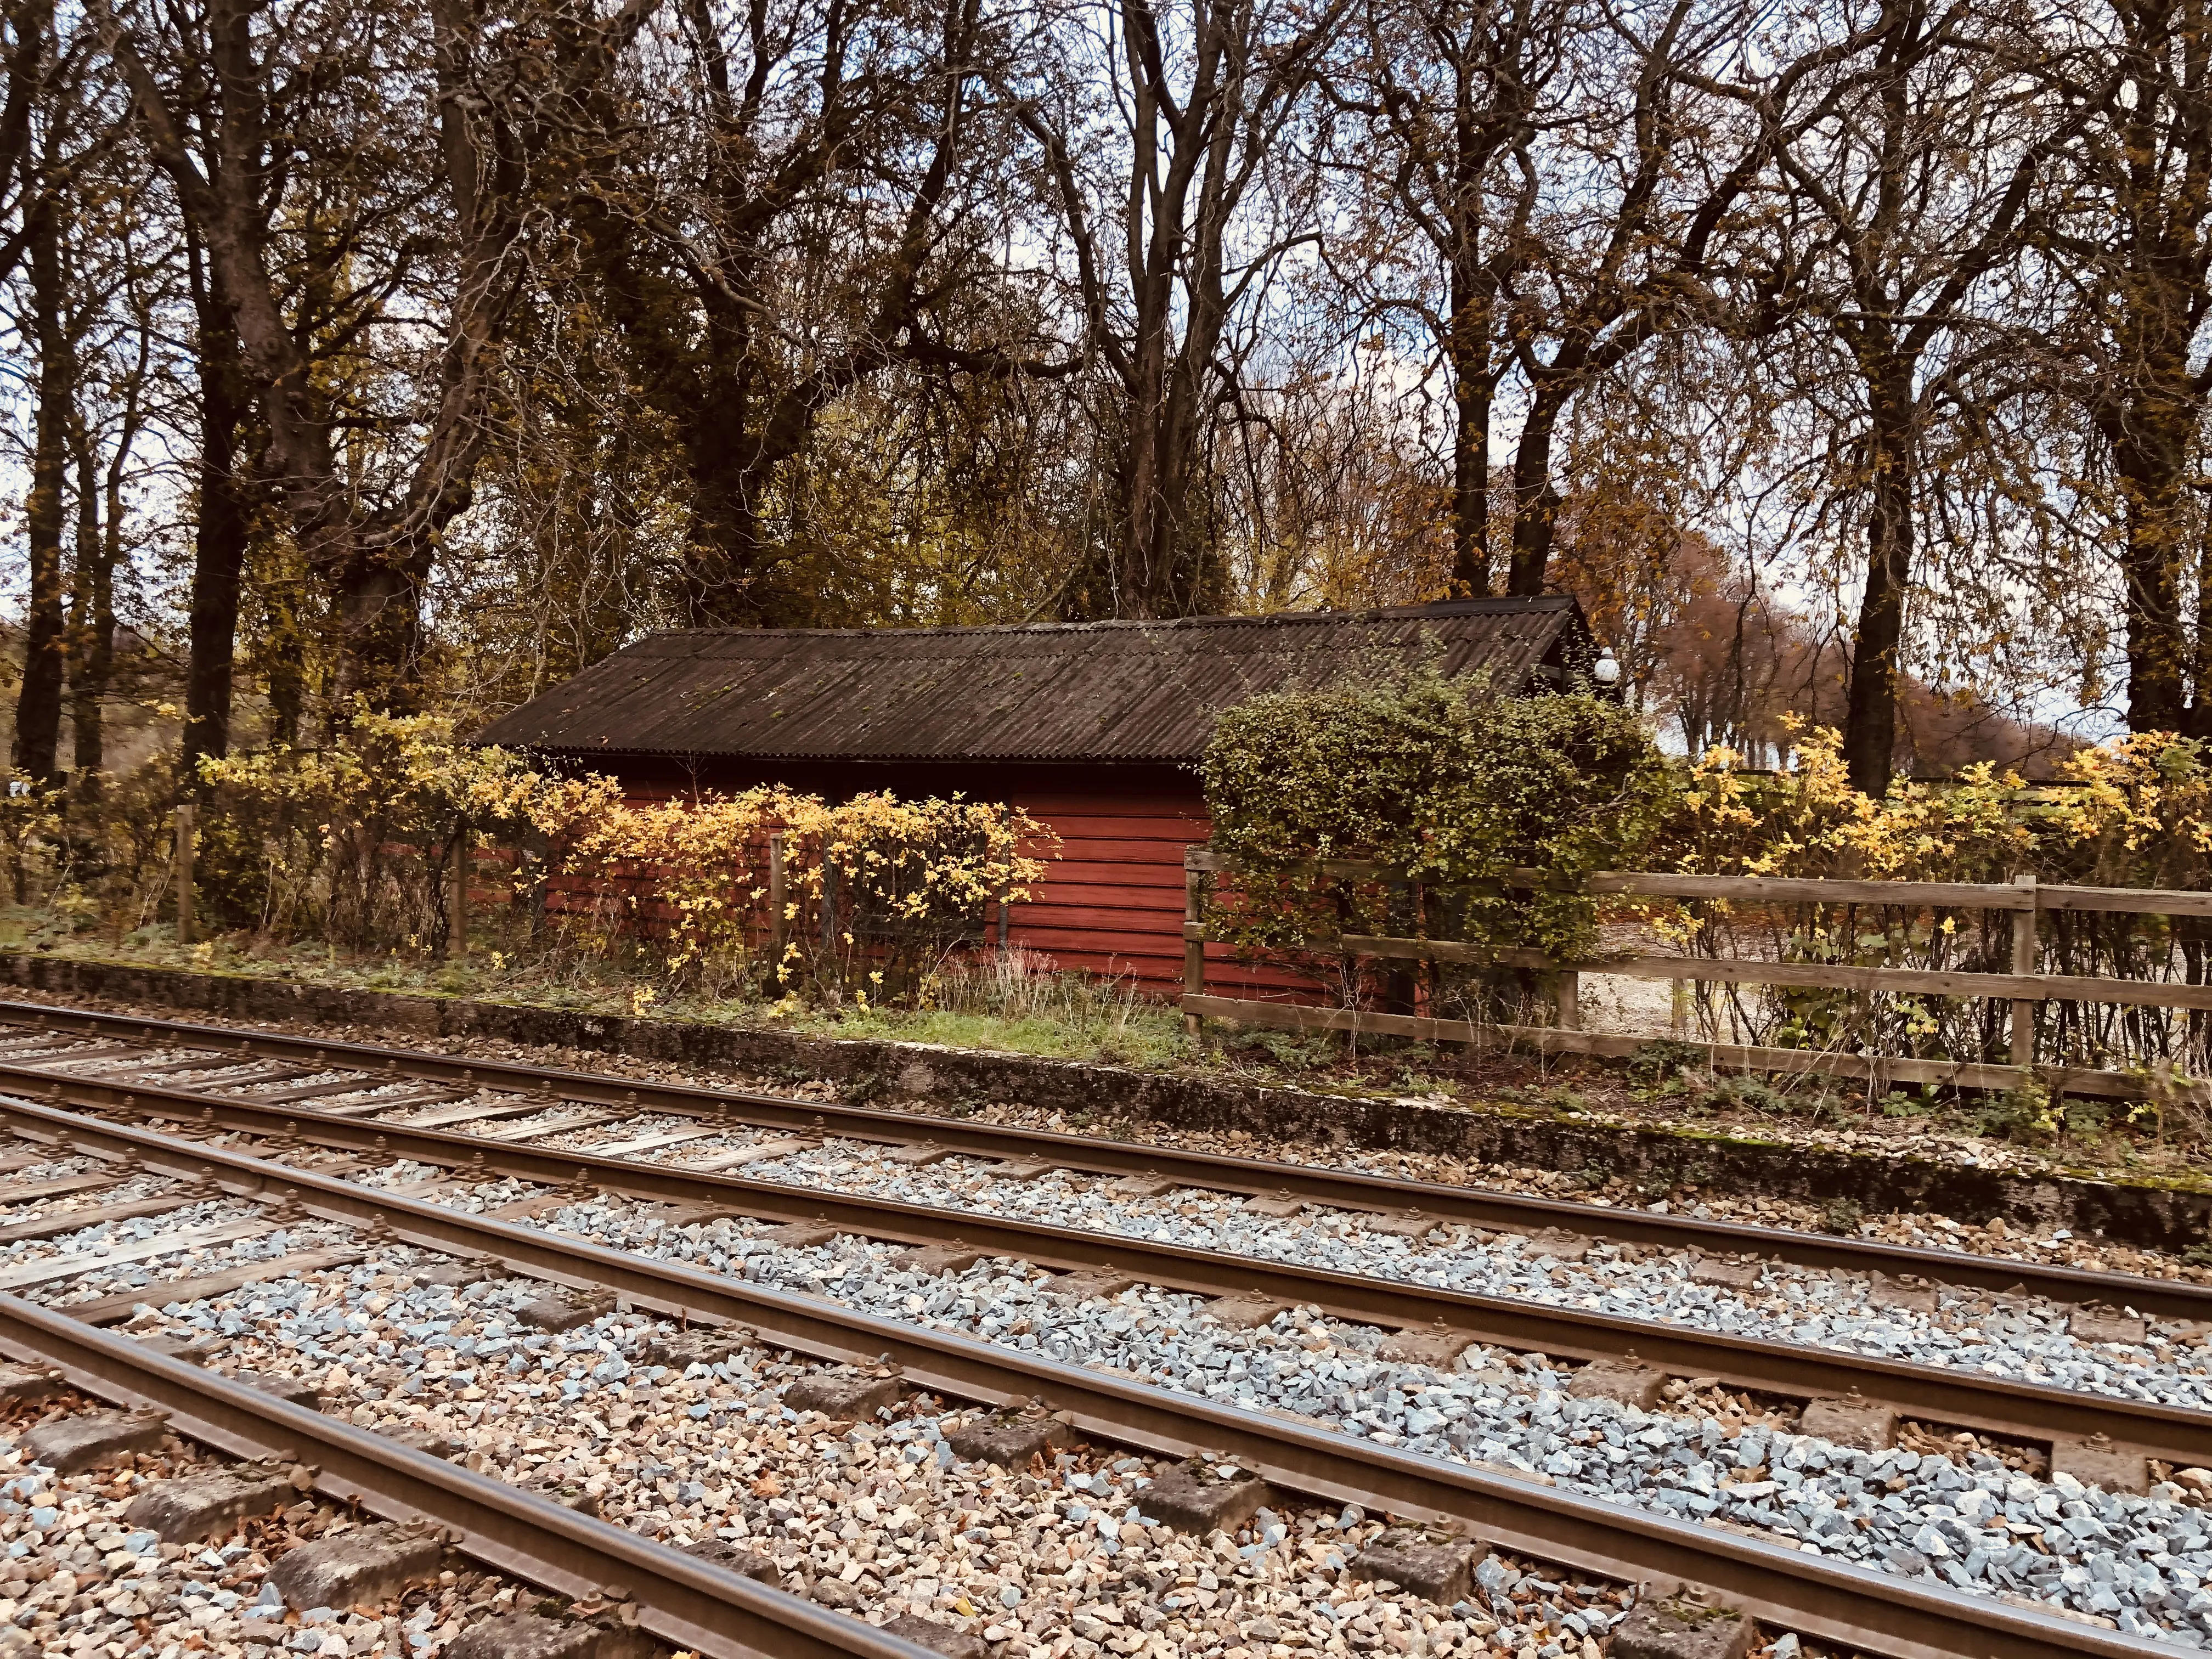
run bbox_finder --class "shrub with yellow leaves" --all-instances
[550,788,1054,1003]
[196,704,621,951]
[1652,722,2212,1101]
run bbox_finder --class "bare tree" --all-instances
[13,160,67,785]
[2033,0,2212,735]
[1744,0,2056,792]
[1325,0,1571,595]
[555,0,1043,628]
[100,0,657,711]
[1019,0,1347,618]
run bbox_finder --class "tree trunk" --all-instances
[182,235,253,772]
[1841,374,1914,794]
[1447,285,1492,595]
[12,188,68,788]
[1505,378,1567,595]
[330,550,432,712]
[66,408,110,783]
[2111,395,2196,735]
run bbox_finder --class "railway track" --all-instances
[0,1297,936,1659]
[0,999,2202,1317]
[0,1103,2174,1659]
[0,1006,2204,1485]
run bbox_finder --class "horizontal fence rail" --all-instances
[1180,849,2212,1098]
[1181,848,2212,917]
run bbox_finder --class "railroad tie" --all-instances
[1797,1389,1901,1451]
[1204,1289,1290,1330]
[1363,1209,1442,1240]
[444,1611,626,1659]
[1866,1272,1939,1314]
[1689,1255,1766,1291]
[642,1324,758,1370]
[1610,1590,1757,1659]
[1522,1228,1594,1262]
[1377,1320,1481,1368]
[943,1400,1075,1468]
[127,1331,218,1368]
[2050,1431,2153,1496]
[20,1406,172,1472]
[884,1139,952,1167]
[685,1136,816,1171]
[0,1362,65,1404]
[0,1194,187,1246]
[758,1219,840,1248]
[126,1459,303,1543]
[1045,1267,1139,1301]
[64,1248,368,1327]
[1346,1528,1489,1603]
[518,1286,617,1333]
[1566,1355,1669,1411]
[266,1521,442,1611]
[386,1425,464,1459]
[485,1190,580,1221]
[1142,1462,1272,1534]
[683,1537,780,1584]
[2069,1304,2149,1346]
[419,1256,495,1290]
[594,1125,724,1158]
[785,1367,910,1420]
[876,1615,989,1659]
[891,1241,985,1276]
[1108,1170,1180,1197]
[3,1171,125,1205]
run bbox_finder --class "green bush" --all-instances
[1200,665,1670,960]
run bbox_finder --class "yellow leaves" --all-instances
[552,786,1058,1002]
[1666,723,2212,893]
[202,706,623,842]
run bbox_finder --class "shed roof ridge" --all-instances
[638,595,1576,646]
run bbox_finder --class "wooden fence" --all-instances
[1179,848,2212,1100]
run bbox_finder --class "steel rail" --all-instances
[0,1292,938,1659]
[0,1100,2147,1659]
[8,1060,2212,1469]
[5,998,2209,1320]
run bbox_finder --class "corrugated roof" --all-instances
[475,597,1593,764]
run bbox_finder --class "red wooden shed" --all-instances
[476,597,1602,991]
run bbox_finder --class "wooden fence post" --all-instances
[1183,861,1206,1044]
[447,820,470,959]
[767,832,787,968]
[527,827,548,944]
[819,859,838,1003]
[1554,969,1581,1031]
[173,803,196,946]
[2010,872,2039,1069]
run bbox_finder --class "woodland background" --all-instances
[1,0,2209,812]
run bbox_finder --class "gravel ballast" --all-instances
[36,1173,2199,1649]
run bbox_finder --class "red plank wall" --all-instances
[1006,790,1309,999]
[1003,791,1201,988]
